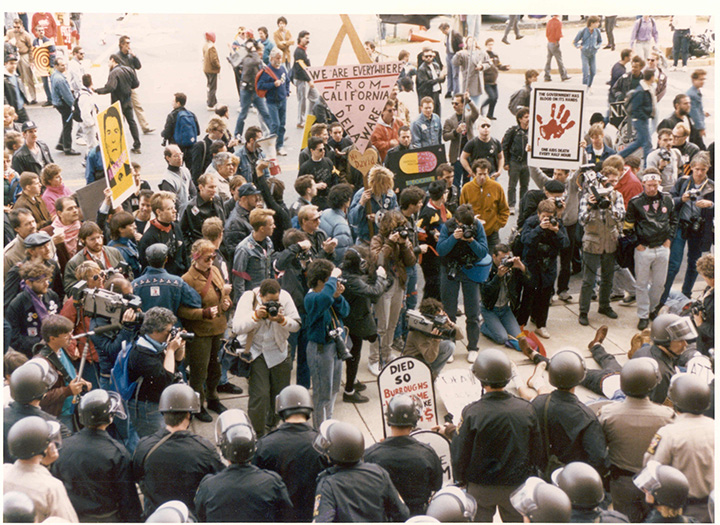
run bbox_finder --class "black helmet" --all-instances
[10,360,58,404]
[79,389,127,427]
[634,461,689,508]
[621,358,661,398]
[159,384,201,414]
[146,500,193,523]
[3,491,35,523]
[275,385,313,420]
[548,349,587,390]
[552,462,604,509]
[651,314,697,346]
[472,349,512,386]
[385,393,422,427]
[7,416,62,460]
[668,373,711,414]
[511,477,572,523]
[313,419,364,464]
[146,243,170,267]
[215,409,256,464]
[426,486,478,522]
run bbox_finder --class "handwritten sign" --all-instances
[529,86,585,169]
[348,147,379,177]
[377,357,438,437]
[307,62,402,153]
[411,429,454,486]
[435,368,484,425]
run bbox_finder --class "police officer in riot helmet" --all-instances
[313,419,410,522]
[425,486,478,522]
[51,389,143,522]
[133,384,224,519]
[632,314,698,404]
[552,461,629,522]
[195,409,293,522]
[4,360,72,464]
[634,462,695,523]
[365,393,444,516]
[531,349,608,476]
[3,492,35,523]
[254,385,328,522]
[146,500,195,523]
[447,349,542,522]
[510,477,572,523]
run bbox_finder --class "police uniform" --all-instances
[3,402,72,464]
[598,396,675,522]
[51,427,143,522]
[364,435,444,516]
[194,463,293,522]
[313,462,410,522]
[572,507,630,522]
[645,509,698,523]
[253,422,329,522]
[451,390,542,523]
[133,428,224,517]
[644,413,714,522]
[632,344,677,405]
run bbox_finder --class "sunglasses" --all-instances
[201,254,217,263]
[480,124,491,128]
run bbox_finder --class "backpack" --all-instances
[508,86,530,116]
[255,66,278,98]
[111,340,143,401]
[71,94,83,123]
[173,108,199,148]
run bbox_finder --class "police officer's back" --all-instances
[634,462,698,523]
[553,462,629,523]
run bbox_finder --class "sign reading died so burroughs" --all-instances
[307,62,402,153]
[528,86,586,170]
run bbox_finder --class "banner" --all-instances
[529,86,585,170]
[435,368,484,425]
[410,429,454,486]
[377,357,438,437]
[385,144,447,190]
[97,101,136,208]
[306,62,402,153]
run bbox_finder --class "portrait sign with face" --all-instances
[97,102,136,208]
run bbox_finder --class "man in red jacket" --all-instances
[544,15,571,82]
[370,101,402,162]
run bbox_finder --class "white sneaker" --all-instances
[466,350,478,363]
[75,137,87,146]
[535,327,550,339]
[682,66,688,72]
[368,361,380,376]
[277,147,288,156]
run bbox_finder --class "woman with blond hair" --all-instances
[348,165,399,244]
[178,239,232,422]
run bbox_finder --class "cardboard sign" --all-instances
[410,429,454,486]
[348,147,379,177]
[435,368,484,425]
[97,101,137,208]
[306,61,403,153]
[74,179,107,223]
[529,86,585,169]
[377,357,438,437]
[608,101,636,153]
[385,144,447,190]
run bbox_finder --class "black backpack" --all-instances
[71,94,83,123]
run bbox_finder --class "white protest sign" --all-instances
[435,368,484,425]
[306,61,403,153]
[411,429,454,486]
[528,85,586,170]
[377,356,438,437]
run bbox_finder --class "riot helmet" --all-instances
[313,419,364,464]
[548,349,587,390]
[472,349,512,386]
[78,389,127,427]
[552,462,604,509]
[385,393,422,427]
[275,385,313,420]
[215,409,256,464]
[7,416,62,460]
[10,359,58,404]
[621,358,661,398]
[159,384,201,414]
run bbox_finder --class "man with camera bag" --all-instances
[437,203,489,363]
[233,278,300,438]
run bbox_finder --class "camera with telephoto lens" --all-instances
[264,301,281,318]
[460,223,475,239]
[71,281,143,325]
[329,327,352,360]
[406,309,457,340]
[580,163,612,210]
[393,225,410,240]
[687,188,701,202]
[170,326,195,341]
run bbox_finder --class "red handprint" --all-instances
[536,103,576,140]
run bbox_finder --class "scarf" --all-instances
[22,282,50,322]
[151,219,173,233]
[52,215,80,253]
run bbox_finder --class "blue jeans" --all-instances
[662,228,704,303]
[306,340,342,429]
[452,159,467,188]
[673,30,690,67]
[266,98,287,149]
[127,399,165,439]
[423,340,455,378]
[446,52,460,95]
[394,264,418,340]
[289,323,311,388]
[481,84,498,118]
[581,50,597,87]
[620,118,652,163]
[480,305,521,345]
[440,266,481,351]
[234,89,272,136]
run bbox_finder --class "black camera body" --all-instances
[548,217,558,227]
[170,326,195,341]
[406,309,457,340]
[296,249,313,262]
[687,188,701,202]
[501,256,515,268]
[460,223,475,239]
[264,300,281,317]
[329,327,352,360]
[393,226,410,240]
[554,197,565,208]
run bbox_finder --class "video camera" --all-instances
[580,164,612,210]
[406,309,457,340]
[71,280,143,325]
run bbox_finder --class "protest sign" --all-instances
[377,357,438,437]
[306,61,403,153]
[410,430,454,486]
[385,144,447,190]
[74,179,106,224]
[97,102,136,208]
[529,86,585,169]
[608,101,636,153]
[435,368,484,425]
[347,147,379,179]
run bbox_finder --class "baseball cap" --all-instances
[237,183,261,198]
[21,121,38,133]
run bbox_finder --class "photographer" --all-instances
[662,152,714,304]
[63,221,124,296]
[692,254,714,357]
[369,210,417,375]
[233,278,300,437]
[517,199,569,339]
[403,298,462,378]
[479,244,526,350]
[417,180,451,301]
[341,246,388,403]
[437,203,489,363]
[348,165,398,243]
[298,204,337,261]
[577,166,625,326]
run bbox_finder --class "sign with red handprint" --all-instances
[529,86,586,169]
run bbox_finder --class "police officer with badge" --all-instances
[254,385,328,522]
[51,389,142,522]
[365,393,444,516]
[195,409,293,522]
[133,384,224,518]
